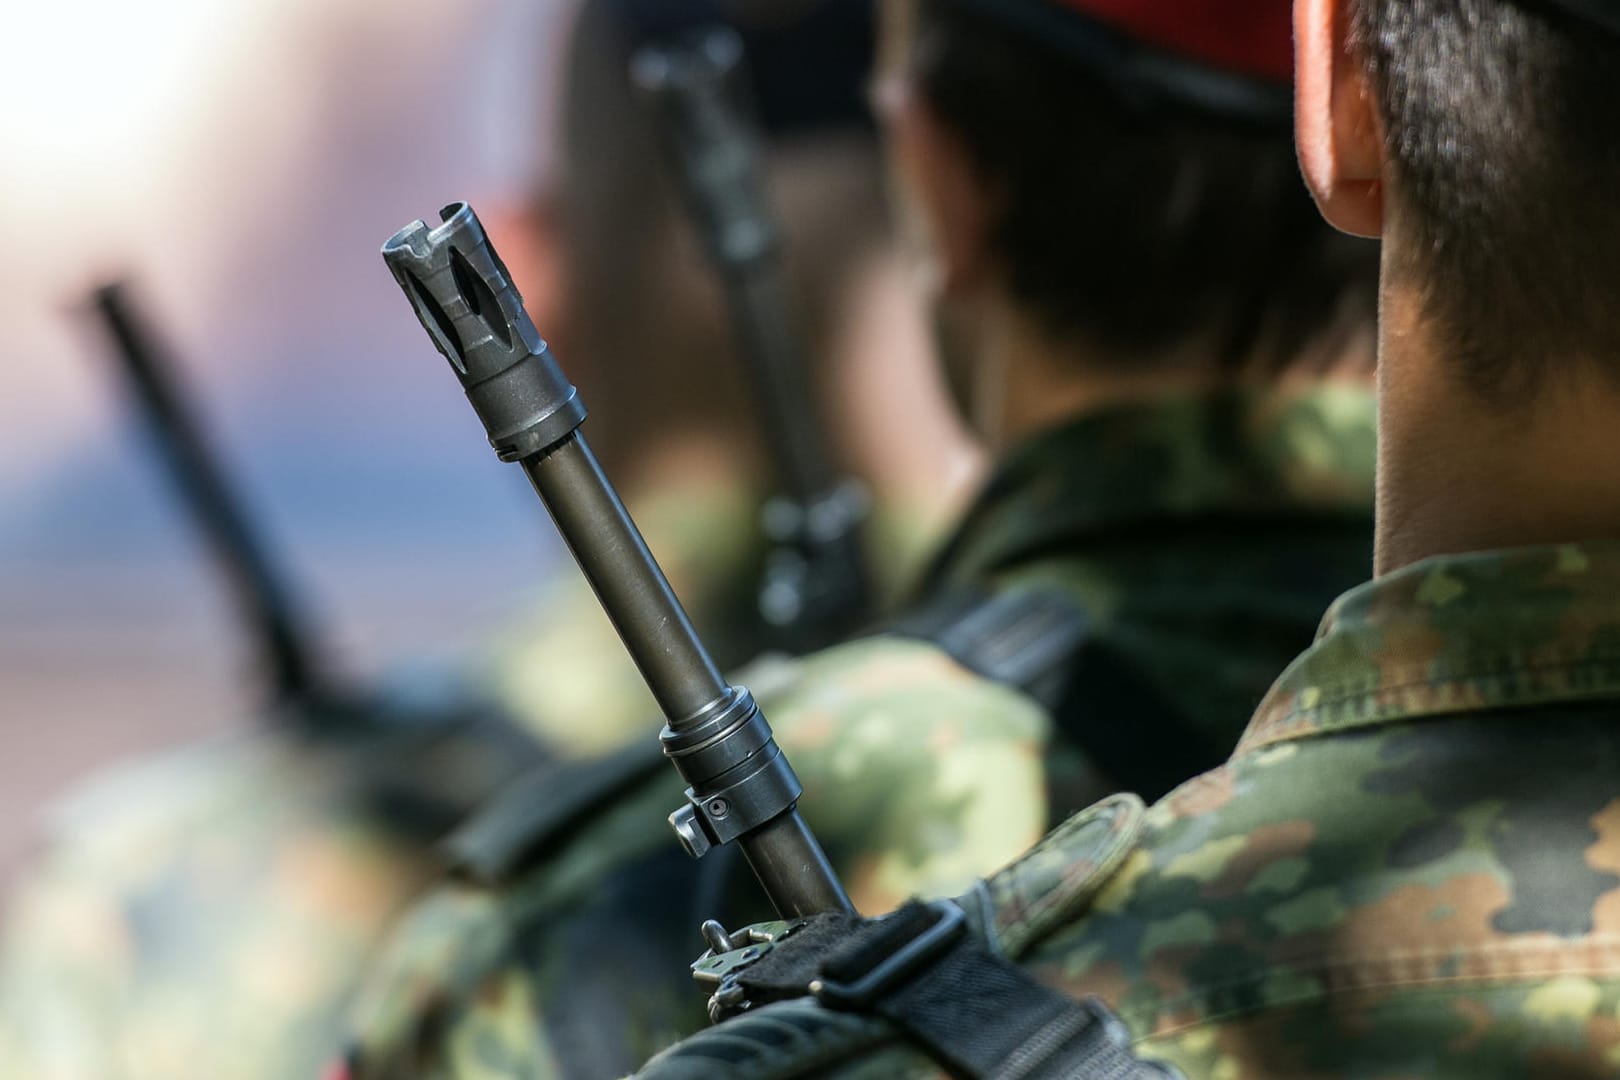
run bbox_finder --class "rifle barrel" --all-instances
[383,202,853,918]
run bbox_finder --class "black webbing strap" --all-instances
[884,588,1219,803]
[442,737,668,885]
[884,589,1089,707]
[729,901,1178,1080]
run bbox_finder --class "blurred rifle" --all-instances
[632,28,873,653]
[88,282,329,711]
[384,202,852,919]
[88,280,548,831]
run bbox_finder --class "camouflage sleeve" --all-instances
[754,637,1053,911]
[340,884,563,1080]
[0,735,450,1080]
[343,766,697,1080]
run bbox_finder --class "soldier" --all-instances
[629,0,1620,1076]
[0,5,956,1080]
[337,0,1381,1076]
[471,0,975,757]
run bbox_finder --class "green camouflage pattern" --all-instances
[342,383,1379,1080]
[926,381,1379,784]
[0,484,780,1080]
[0,720,531,1080]
[636,540,1620,1079]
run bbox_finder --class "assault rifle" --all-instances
[632,28,873,653]
[383,202,853,918]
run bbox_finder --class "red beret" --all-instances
[1060,0,1294,83]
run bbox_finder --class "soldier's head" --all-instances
[877,0,1378,441]
[514,0,899,484]
[1297,0,1620,405]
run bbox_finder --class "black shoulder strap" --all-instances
[442,737,668,885]
[883,588,1223,803]
[884,588,1092,709]
[663,900,1179,1080]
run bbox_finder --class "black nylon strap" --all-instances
[885,589,1090,706]
[732,902,1177,1080]
[443,737,668,884]
[884,588,1219,803]
[1056,635,1223,804]
[848,957,1144,1080]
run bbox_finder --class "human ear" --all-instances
[1295,0,1385,238]
[878,78,995,298]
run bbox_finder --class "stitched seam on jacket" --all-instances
[1122,934,1620,1035]
[1241,649,1620,752]
[1000,795,1143,954]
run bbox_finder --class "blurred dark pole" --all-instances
[89,282,327,709]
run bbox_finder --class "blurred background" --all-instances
[0,0,570,887]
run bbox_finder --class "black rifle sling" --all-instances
[885,587,1218,803]
[717,900,1176,1080]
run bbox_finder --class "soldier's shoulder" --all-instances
[343,878,523,1076]
[39,729,314,855]
[769,627,1054,751]
[633,794,1151,1080]
[12,720,476,919]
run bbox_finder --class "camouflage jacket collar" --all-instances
[920,382,1376,587]
[1241,541,1620,754]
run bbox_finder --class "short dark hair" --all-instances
[1352,0,1620,401]
[903,0,1377,375]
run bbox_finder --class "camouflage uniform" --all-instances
[637,540,1620,1079]
[0,717,532,1080]
[341,382,1377,1080]
[0,484,779,1080]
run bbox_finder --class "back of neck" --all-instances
[1375,287,1620,573]
[988,310,1232,450]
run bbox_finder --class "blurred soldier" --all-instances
[338,0,1381,1076]
[0,5,963,1080]
[481,0,977,757]
[629,0,1620,1076]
